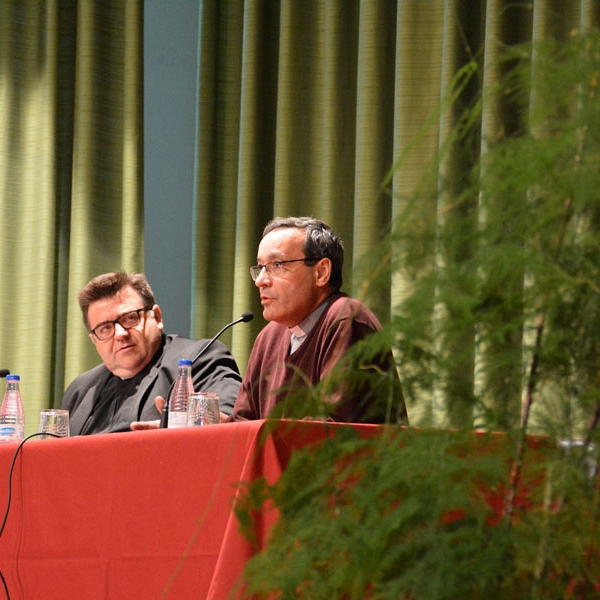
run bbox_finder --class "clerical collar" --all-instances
[289,297,331,353]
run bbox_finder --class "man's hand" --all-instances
[130,396,166,430]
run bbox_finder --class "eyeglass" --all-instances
[90,307,153,341]
[250,258,318,281]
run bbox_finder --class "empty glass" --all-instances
[187,393,220,426]
[38,409,70,439]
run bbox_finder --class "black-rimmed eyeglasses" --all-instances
[90,307,153,341]
[250,258,318,281]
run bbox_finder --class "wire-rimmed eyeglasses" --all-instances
[90,307,153,341]
[249,258,318,281]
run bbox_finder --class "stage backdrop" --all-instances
[0,1,597,433]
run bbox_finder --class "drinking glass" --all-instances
[38,409,70,439]
[186,393,220,426]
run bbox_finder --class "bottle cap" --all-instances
[177,359,192,366]
[5,374,19,381]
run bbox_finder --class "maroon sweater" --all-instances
[233,293,405,423]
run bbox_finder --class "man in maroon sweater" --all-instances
[232,217,407,424]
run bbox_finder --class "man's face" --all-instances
[87,286,164,379]
[254,227,329,328]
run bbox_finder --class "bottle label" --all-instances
[0,422,24,442]
[167,411,188,429]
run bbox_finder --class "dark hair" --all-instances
[263,217,344,290]
[78,272,156,329]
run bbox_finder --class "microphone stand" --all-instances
[159,312,253,428]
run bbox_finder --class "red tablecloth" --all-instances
[0,419,380,599]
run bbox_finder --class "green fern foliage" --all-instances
[236,427,598,598]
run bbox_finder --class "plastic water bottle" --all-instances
[168,359,194,428]
[0,374,25,443]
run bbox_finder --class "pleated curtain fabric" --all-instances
[0,0,142,429]
[193,0,600,430]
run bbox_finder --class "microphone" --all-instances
[0,370,10,378]
[159,312,254,428]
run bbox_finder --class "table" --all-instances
[0,419,379,599]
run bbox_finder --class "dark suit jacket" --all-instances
[61,334,242,435]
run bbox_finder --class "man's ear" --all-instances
[315,258,332,288]
[151,304,165,331]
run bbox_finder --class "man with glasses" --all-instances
[61,272,242,435]
[233,217,407,424]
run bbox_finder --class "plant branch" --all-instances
[503,312,544,522]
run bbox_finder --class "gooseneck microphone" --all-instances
[159,312,254,428]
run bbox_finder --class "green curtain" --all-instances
[0,0,142,434]
[0,0,598,435]
[193,0,600,428]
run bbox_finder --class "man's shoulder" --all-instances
[325,294,381,328]
[66,363,108,388]
[163,334,207,354]
[62,362,109,409]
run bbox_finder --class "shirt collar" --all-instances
[289,297,332,340]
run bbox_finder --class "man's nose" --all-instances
[254,267,271,286]
[114,322,130,336]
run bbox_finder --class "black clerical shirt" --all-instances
[79,356,157,435]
